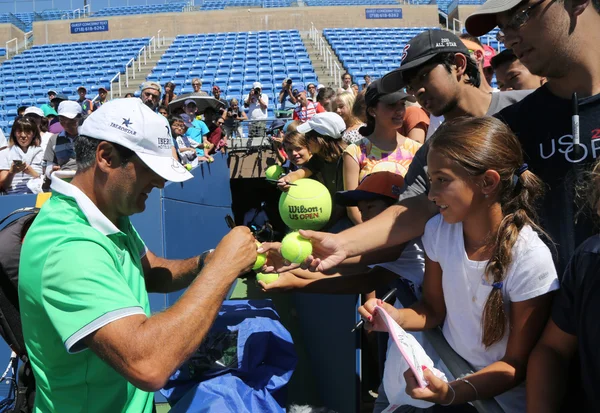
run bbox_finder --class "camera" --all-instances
[254,88,261,95]
[232,113,238,119]
[286,79,292,85]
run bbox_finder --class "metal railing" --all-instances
[309,22,341,88]
[5,38,18,59]
[453,18,463,33]
[109,72,122,100]
[439,10,450,30]
[61,5,91,20]
[23,31,33,50]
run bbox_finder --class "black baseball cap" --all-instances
[381,30,470,93]
[365,79,416,106]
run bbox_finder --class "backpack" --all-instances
[0,207,39,413]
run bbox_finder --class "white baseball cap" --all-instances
[80,98,193,183]
[57,101,82,119]
[23,106,45,117]
[252,82,262,89]
[297,112,346,139]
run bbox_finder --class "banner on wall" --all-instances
[70,20,109,34]
[365,8,403,19]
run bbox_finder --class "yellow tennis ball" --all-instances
[280,232,313,264]
[256,272,279,284]
[253,241,267,271]
[265,165,284,180]
[185,164,193,171]
[278,179,332,230]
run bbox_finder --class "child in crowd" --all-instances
[277,112,349,231]
[169,117,209,165]
[282,130,312,170]
[359,117,559,412]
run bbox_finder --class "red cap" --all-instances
[483,45,496,68]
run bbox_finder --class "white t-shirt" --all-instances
[243,94,269,120]
[426,115,444,140]
[0,129,7,148]
[40,131,54,154]
[0,145,44,194]
[422,214,559,413]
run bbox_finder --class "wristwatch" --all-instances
[197,249,214,272]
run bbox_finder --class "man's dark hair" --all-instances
[458,32,483,48]
[75,135,135,171]
[593,0,600,13]
[404,52,481,89]
[490,49,518,70]
[317,87,337,111]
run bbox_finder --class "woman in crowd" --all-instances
[278,112,349,231]
[222,98,247,139]
[23,107,53,153]
[0,117,43,195]
[359,117,558,412]
[158,105,169,118]
[336,92,364,144]
[343,80,421,225]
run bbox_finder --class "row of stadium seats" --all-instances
[148,30,318,96]
[0,37,152,132]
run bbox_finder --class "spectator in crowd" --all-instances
[351,84,360,96]
[306,83,318,101]
[211,85,227,108]
[161,81,177,107]
[18,98,256,413]
[335,92,364,144]
[459,33,495,93]
[399,103,431,144]
[17,106,27,118]
[181,112,208,145]
[43,101,82,183]
[222,98,247,139]
[170,116,201,164]
[358,117,557,412]
[203,107,226,154]
[40,90,57,116]
[0,117,43,195]
[343,80,421,225]
[338,72,353,94]
[490,49,546,91]
[465,0,600,274]
[278,112,349,231]
[93,87,109,112]
[0,129,6,151]
[244,82,269,138]
[23,107,53,153]
[293,88,325,123]
[77,86,93,117]
[46,95,69,133]
[363,75,372,90]
[282,130,312,169]
[140,81,162,111]
[317,87,337,112]
[158,105,169,118]
[184,99,201,120]
[191,78,208,96]
[124,92,135,98]
[278,78,297,111]
[482,45,497,87]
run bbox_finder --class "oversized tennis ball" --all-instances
[278,179,332,230]
[265,164,284,180]
[281,232,313,264]
[253,241,267,271]
[256,272,279,284]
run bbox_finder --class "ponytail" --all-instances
[481,167,545,347]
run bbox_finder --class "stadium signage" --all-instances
[70,20,109,34]
[365,8,403,19]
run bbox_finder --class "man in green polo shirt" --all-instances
[19,98,258,412]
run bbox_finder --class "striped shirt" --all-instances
[293,101,324,123]
[44,131,78,168]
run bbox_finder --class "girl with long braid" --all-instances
[358,116,559,412]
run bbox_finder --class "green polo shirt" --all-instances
[19,178,154,413]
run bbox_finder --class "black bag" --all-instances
[0,207,39,413]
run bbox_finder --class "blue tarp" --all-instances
[161,299,297,412]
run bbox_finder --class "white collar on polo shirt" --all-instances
[51,177,120,236]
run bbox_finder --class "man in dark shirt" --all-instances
[464,0,600,410]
